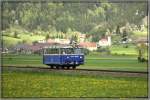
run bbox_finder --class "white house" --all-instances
[79,34,86,42]
[98,36,111,47]
[47,38,70,44]
[38,40,46,43]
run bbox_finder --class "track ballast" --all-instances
[2,66,148,78]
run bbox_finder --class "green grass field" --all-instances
[3,34,45,46]
[2,70,148,97]
[2,52,148,97]
[110,45,137,55]
[3,36,22,47]
[132,30,148,37]
[19,34,45,41]
[2,54,148,72]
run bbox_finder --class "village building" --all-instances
[14,43,50,54]
[79,42,97,51]
[13,42,72,54]
[133,36,149,46]
[98,35,111,47]
[14,44,32,54]
[38,40,46,43]
[47,38,70,44]
[46,39,57,44]
[55,38,70,44]
[75,32,86,42]
[79,34,86,42]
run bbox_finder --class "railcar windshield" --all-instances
[44,47,83,54]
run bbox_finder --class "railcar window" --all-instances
[60,48,74,54]
[45,48,59,54]
[74,48,82,54]
[60,48,66,54]
[66,48,74,54]
[44,47,83,54]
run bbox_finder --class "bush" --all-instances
[122,53,126,56]
[137,57,148,63]
[114,53,118,55]
[14,31,19,38]
[45,34,50,40]
[123,44,128,48]
[97,47,110,52]
[83,48,90,55]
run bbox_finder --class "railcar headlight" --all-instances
[80,56,82,59]
[67,56,69,58]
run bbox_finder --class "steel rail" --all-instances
[2,66,148,74]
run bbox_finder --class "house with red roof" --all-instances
[47,38,70,44]
[98,36,111,47]
[79,42,97,51]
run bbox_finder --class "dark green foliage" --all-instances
[1,2,147,37]
[116,25,121,35]
[136,43,148,62]
[13,31,18,38]
[82,48,90,55]
[97,47,110,54]
[122,29,128,42]
[45,34,49,40]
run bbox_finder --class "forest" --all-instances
[1,0,148,47]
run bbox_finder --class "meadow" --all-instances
[2,47,148,97]
[3,34,45,46]
[2,53,148,72]
[2,70,148,97]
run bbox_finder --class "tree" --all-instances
[69,35,78,48]
[14,31,18,38]
[136,43,147,62]
[2,1,148,40]
[116,25,121,35]
[122,29,128,42]
[45,34,50,40]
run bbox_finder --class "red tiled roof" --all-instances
[133,36,148,43]
[47,39,70,44]
[28,45,42,51]
[79,42,96,47]
[47,39,56,44]
[99,38,108,42]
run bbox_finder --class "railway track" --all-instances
[2,66,148,78]
[3,66,148,74]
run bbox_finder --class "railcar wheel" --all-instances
[67,67,70,69]
[50,65,54,69]
[72,66,76,69]
[61,66,65,69]
[56,66,60,69]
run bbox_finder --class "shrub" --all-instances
[97,47,110,53]
[83,48,90,55]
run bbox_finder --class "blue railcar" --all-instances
[43,46,84,69]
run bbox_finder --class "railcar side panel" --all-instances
[43,55,61,65]
[61,54,84,65]
[43,54,84,66]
